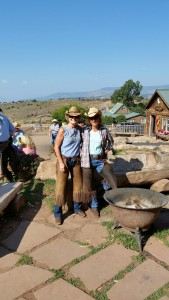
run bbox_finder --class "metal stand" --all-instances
[135,227,143,253]
[112,220,121,230]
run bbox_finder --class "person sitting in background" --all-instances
[49,119,60,146]
[18,135,37,155]
[0,111,18,181]
[12,122,25,149]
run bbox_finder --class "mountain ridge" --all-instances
[36,84,169,101]
[1,84,169,102]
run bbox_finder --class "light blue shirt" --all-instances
[61,126,81,157]
[13,129,25,147]
[0,114,15,142]
[89,130,102,155]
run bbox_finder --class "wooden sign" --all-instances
[155,105,163,112]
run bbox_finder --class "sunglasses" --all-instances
[68,115,79,119]
[89,115,99,120]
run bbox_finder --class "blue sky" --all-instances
[0,0,169,100]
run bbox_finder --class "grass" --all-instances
[154,229,169,247]
[16,254,33,266]
[67,277,85,289]
[145,282,169,300]
[48,269,65,282]
[102,221,139,251]
[20,179,56,210]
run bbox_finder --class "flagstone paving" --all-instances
[144,236,169,265]
[0,265,52,300]
[34,278,93,300]
[0,208,169,300]
[107,260,169,300]
[0,247,20,270]
[1,221,61,253]
[70,243,138,290]
[31,237,90,269]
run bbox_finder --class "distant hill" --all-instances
[1,85,169,102]
[36,85,169,101]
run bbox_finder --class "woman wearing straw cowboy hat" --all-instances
[81,107,117,217]
[54,106,85,224]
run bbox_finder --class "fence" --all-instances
[111,124,145,135]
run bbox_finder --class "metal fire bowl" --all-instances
[103,188,168,230]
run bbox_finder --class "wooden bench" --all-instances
[0,182,23,214]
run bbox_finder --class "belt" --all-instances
[90,154,105,160]
[62,155,80,160]
[0,141,8,144]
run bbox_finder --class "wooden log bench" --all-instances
[0,182,24,214]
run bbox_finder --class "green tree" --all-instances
[51,104,87,124]
[102,116,115,125]
[115,115,126,123]
[110,80,143,109]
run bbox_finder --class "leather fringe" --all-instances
[82,191,96,203]
[55,195,65,206]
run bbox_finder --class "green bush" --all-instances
[51,104,87,124]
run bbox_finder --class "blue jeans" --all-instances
[51,133,57,145]
[90,196,98,208]
[54,202,82,218]
[90,159,105,208]
[90,159,104,173]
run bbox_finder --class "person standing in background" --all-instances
[49,119,60,146]
[78,118,85,127]
[0,111,17,181]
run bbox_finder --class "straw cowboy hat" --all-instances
[65,106,81,117]
[84,107,102,118]
[52,119,58,123]
[13,122,21,128]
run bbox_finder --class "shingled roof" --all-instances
[146,89,169,109]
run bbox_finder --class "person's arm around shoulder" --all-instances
[105,127,114,154]
[54,127,65,172]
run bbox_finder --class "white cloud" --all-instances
[88,75,103,81]
[1,79,8,84]
[21,80,28,85]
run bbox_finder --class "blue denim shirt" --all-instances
[0,114,15,142]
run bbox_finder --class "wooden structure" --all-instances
[146,89,169,136]
[103,102,146,124]
[0,182,23,214]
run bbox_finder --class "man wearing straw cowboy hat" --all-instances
[49,119,60,146]
[81,107,117,217]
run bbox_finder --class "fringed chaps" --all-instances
[55,159,82,206]
[82,167,96,203]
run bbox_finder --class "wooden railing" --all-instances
[111,124,145,135]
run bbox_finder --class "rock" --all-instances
[125,138,132,144]
[150,179,169,192]
[35,159,57,180]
